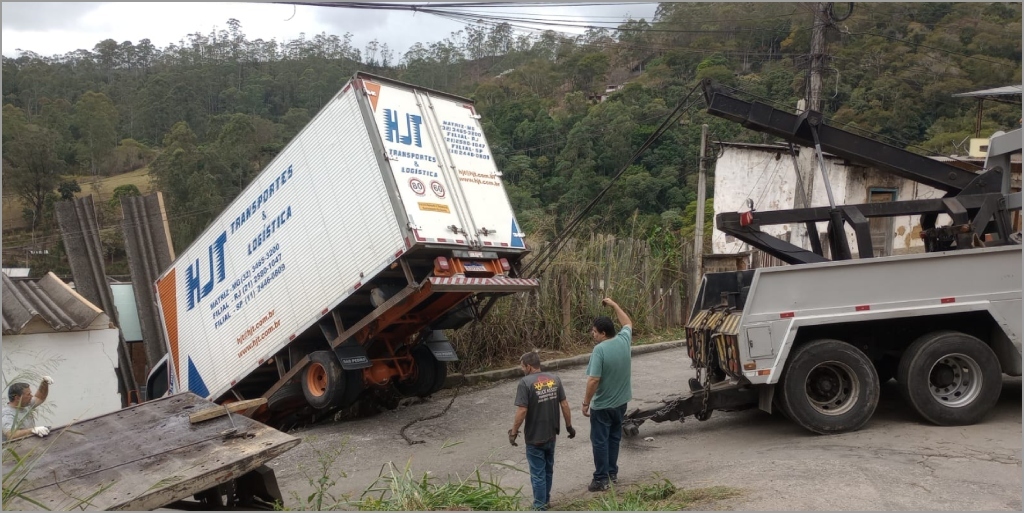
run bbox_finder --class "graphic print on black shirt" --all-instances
[515,372,566,445]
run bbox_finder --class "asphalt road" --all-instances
[269,346,1023,510]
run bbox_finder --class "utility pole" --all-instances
[693,124,708,298]
[809,2,828,112]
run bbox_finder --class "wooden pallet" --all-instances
[2,392,299,511]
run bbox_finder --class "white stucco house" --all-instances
[2,272,122,428]
[710,141,1021,265]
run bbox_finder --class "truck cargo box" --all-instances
[154,73,536,414]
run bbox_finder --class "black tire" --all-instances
[778,339,880,434]
[896,331,1001,426]
[428,357,449,395]
[302,351,344,410]
[267,381,304,412]
[395,345,441,398]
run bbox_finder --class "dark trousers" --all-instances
[589,403,627,483]
[525,439,555,510]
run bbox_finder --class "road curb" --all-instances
[443,339,685,388]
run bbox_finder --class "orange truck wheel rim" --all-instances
[307,363,328,397]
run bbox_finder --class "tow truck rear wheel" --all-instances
[303,351,344,409]
[896,331,1001,426]
[779,339,880,434]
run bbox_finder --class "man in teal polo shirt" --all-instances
[581,297,632,492]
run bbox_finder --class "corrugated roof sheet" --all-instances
[952,85,1023,98]
[2,272,110,335]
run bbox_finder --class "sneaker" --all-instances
[588,479,609,492]
[610,474,618,484]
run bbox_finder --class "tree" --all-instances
[73,91,120,175]
[108,184,141,209]
[3,105,65,229]
[149,122,210,246]
[206,113,264,198]
[570,52,610,93]
[58,180,81,200]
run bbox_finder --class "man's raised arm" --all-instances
[602,298,631,329]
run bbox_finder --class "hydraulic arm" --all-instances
[700,79,1020,264]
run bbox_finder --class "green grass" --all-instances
[272,438,737,512]
[2,167,154,231]
[71,167,156,199]
[357,461,525,511]
[553,479,741,511]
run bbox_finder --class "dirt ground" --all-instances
[268,346,1023,510]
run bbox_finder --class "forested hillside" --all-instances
[3,2,1021,274]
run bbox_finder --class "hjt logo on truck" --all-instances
[383,109,423,147]
[186,232,228,311]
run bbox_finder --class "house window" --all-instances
[868,188,897,257]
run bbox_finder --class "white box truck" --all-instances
[150,73,539,425]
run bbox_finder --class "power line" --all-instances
[523,81,705,277]
[842,30,1014,67]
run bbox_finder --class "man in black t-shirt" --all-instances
[510,351,576,510]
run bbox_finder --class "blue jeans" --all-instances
[525,439,555,510]
[589,403,627,483]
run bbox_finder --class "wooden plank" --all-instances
[2,392,299,511]
[188,398,267,424]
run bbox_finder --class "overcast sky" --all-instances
[1,2,661,60]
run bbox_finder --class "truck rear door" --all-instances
[362,78,526,249]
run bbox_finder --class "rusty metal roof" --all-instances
[2,272,110,335]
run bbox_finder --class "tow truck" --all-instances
[623,80,1022,435]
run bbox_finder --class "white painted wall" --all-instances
[712,144,951,258]
[1,329,122,427]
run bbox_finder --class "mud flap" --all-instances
[424,330,459,362]
[759,384,775,414]
[334,338,372,370]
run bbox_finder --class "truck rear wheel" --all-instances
[428,355,448,395]
[396,345,446,397]
[268,381,304,411]
[303,351,344,409]
[779,339,880,434]
[896,331,1001,426]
